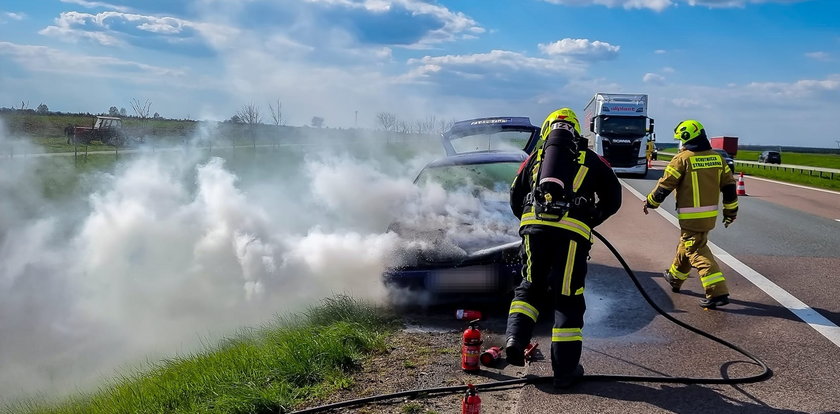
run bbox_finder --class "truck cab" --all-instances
[583,93,654,176]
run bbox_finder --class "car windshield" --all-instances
[597,116,647,137]
[448,130,533,154]
[415,161,520,195]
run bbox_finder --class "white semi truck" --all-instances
[582,93,654,176]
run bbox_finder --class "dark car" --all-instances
[383,117,541,303]
[712,149,736,174]
[758,150,782,164]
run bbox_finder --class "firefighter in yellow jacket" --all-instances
[643,119,738,309]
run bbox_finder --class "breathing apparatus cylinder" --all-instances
[461,320,482,372]
[533,123,579,221]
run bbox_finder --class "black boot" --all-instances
[553,364,585,389]
[663,270,683,293]
[504,338,525,367]
[699,294,729,309]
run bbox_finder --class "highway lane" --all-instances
[510,165,840,413]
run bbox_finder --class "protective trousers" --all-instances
[669,229,729,298]
[505,230,591,377]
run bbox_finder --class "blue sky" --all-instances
[1,0,838,147]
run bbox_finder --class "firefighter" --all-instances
[505,108,622,388]
[643,119,738,309]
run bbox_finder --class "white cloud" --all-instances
[654,49,667,54]
[40,11,201,46]
[538,38,620,61]
[540,0,809,11]
[541,0,674,11]
[59,0,131,12]
[643,72,666,85]
[0,41,185,79]
[805,51,831,61]
[744,74,840,98]
[3,11,25,21]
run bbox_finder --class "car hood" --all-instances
[388,199,521,268]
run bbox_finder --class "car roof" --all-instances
[441,117,540,156]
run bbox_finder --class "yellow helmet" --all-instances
[540,108,581,140]
[673,119,705,142]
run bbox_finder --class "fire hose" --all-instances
[291,229,773,413]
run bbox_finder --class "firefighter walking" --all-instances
[505,108,622,388]
[643,119,738,309]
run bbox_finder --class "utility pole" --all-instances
[355,110,358,128]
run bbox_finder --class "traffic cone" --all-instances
[736,172,747,196]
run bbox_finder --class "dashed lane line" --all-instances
[622,180,840,348]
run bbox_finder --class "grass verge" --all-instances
[13,296,399,414]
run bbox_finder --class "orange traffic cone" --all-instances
[736,172,747,196]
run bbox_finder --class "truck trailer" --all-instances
[710,136,738,158]
[582,93,654,176]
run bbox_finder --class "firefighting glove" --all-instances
[722,211,737,228]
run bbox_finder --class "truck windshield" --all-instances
[598,116,647,137]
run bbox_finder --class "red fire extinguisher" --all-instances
[462,383,481,414]
[461,319,482,372]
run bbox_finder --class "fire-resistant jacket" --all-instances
[645,138,738,232]
[510,146,622,241]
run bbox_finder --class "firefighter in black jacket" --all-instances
[505,108,622,388]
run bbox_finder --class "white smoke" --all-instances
[0,123,519,402]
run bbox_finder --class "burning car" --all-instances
[383,117,541,303]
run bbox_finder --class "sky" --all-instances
[1,0,839,147]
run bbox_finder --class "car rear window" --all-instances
[449,130,533,154]
[416,162,520,193]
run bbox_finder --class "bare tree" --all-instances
[130,98,152,119]
[236,102,262,125]
[311,116,324,128]
[376,112,397,131]
[268,99,282,126]
[19,100,29,110]
[437,118,455,135]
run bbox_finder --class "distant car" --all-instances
[758,150,782,164]
[712,149,736,174]
[382,117,542,303]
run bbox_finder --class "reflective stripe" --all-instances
[572,166,589,192]
[691,171,700,208]
[539,177,565,188]
[575,287,585,295]
[520,213,591,240]
[562,240,577,296]
[678,210,719,220]
[552,327,582,342]
[677,205,718,214]
[646,193,661,207]
[665,165,681,179]
[524,234,533,283]
[723,200,738,210]
[669,265,689,280]
[701,272,726,287]
[510,300,539,322]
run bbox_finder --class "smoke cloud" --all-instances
[0,123,518,402]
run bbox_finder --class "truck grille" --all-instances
[603,141,641,168]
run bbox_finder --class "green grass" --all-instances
[735,150,840,169]
[12,296,399,414]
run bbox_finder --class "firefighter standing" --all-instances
[505,108,622,388]
[643,119,738,309]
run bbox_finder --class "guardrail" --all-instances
[658,151,840,180]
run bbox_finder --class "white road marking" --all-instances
[623,181,840,348]
[744,174,840,195]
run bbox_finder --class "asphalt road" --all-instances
[487,163,840,413]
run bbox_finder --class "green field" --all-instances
[13,296,396,414]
